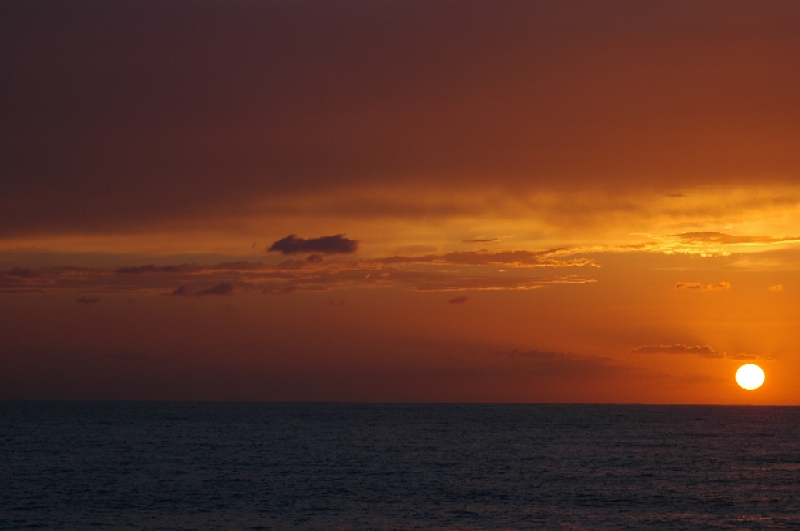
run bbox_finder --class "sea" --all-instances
[2,403,799,530]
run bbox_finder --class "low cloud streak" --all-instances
[631,344,725,359]
[675,282,730,292]
[0,247,597,296]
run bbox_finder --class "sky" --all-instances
[2,0,799,402]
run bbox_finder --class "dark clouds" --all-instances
[448,296,468,304]
[268,235,359,255]
[76,296,100,304]
[2,1,799,235]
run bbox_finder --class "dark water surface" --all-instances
[2,403,800,530]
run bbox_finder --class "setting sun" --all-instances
[736,364,765,391]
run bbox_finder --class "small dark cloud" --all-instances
[663,192,686,198]
[306,254,324,263]
[76,296,101,304]
[268,234,359,255]
[768,285,783,292]
[630,344,725,359]
[675,282,730,292]
[448,296,469,304]
[172,286,188,296]
[7,266,39,278]
[197,283,234,296]
[324,299,346,306]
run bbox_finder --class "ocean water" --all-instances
[2,403,799,530]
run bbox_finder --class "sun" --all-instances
[735,364,765,391]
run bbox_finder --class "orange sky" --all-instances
[1,0,799,402]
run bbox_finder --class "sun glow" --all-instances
[735,364,765,391]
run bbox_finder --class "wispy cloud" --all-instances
[447,296,469,304]
[675,282,730,292]
[673,232,800,246]
[76,296,101,304]
[768,284,783,292]
[577,230,800,259]
[622,231,800,257]
[375,249,597,268]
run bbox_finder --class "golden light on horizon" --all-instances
[736,364,765,391]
